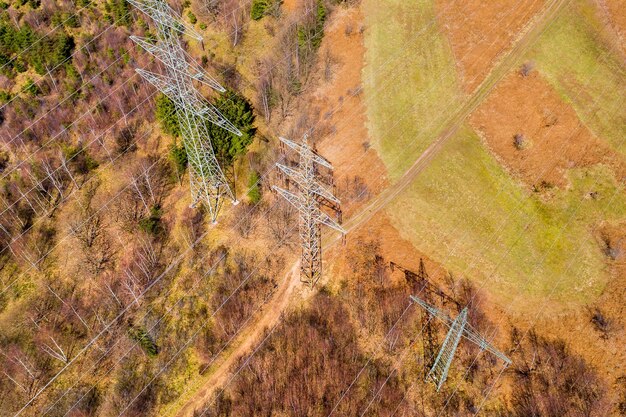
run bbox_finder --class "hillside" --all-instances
[0,0,625,416]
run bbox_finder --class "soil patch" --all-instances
[470,70,626,189]
[435,0,546,93]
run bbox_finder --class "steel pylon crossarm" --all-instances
[130,35,225,92]
[127,0,203,40]
[409,295,512,390]
[427,308,467,391]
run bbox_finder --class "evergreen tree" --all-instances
[206,90,256,167]
[155,93,180,137]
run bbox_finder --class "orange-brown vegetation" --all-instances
[435,0,546,93]
[470,69,626,189]
[599,0,626,57]
[199,226,614,416]
[313,7,388,216]
[507,328,612,417]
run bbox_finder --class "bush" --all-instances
[61,143,99,174]
[251,0,270,20]
[0,151,8,172]
[128,326,159,356]
[51,12,80,28]
[115,125,137,155]
[513,133,526,150]
[139,205,163,236]
[22,78,39,96]
[0,90,11,104]
[105,0,133,27]
[169,141,188,180]
[187,11,197,24]
[297,0,326,53]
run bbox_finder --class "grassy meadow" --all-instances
[362,0,459,180]
[529,0,626,154]
[362,0,626,311]
[386,128,626,311]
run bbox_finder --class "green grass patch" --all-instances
[386,128,626,311]
[529,1,626,154]
[247,171,262,204]
[362,0,459,180]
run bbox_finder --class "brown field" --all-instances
[435,0,546,93]
[311,7,389,217]
[337,213,449,282]
[470,69,626,189]
[599,0,626,57]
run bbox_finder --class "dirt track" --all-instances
[173,0,569,415]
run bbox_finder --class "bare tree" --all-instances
[267,199,296,247]
[233,203,257,238]
[520,60,535,77]
[70,181,116,275]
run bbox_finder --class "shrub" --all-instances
[128,326,159,356]
[520,61,535,77]
[105,0,133,27]
[115,125,137,155]
[0,90,11,104]
[297,0,326,53]
[513,133,526,150]
[0,151,8,172]
[52,12,80,28]
[251,0,281,20]
[251,0,269,20]
[61,143,99,174]
[169,141,188,181]
[139,205,163,236]
[22,78,39,96]
[187,11,197,24]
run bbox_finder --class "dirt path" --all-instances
[173,1,568,415]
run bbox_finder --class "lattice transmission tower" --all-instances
[273,135,345,287]
[128,0,241,222]
[410,295,512,391]
[391,260,458,374]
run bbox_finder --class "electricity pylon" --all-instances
[273,135,345,287]
[129,0,241,222]
[410,295,512,391]
[391,260,458,374]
